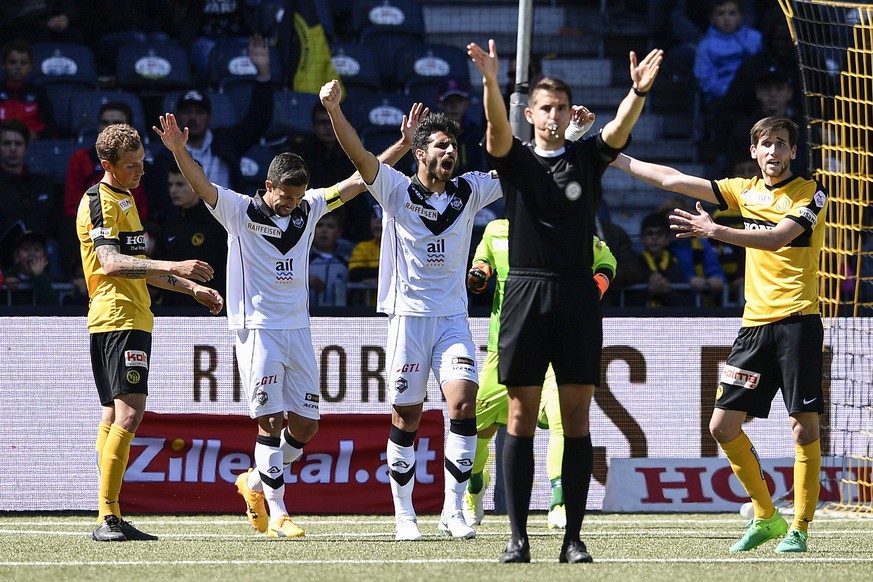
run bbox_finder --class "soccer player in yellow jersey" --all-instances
[612,116,826,553]
[77,124,224,542]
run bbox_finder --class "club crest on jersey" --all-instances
[247,222,283,238]
[275,257,294,283]
[292,215,305,229]
[450,196,463,211]
[775,196,791,212]
[405,201,438,220]
[565,181,582,201]
[426,238,446,266]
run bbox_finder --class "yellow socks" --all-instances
[98,424,135,520]
[792,440,821,533]
[95,422,111,470]
[721,432,775,519]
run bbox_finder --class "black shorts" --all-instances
[497,271,602,387]
[715,314,824,418]
[90,330,152,406]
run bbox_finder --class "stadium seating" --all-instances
[330,42,383,99]
[265,90,320,142]
[24,139,80,186]
[68,90,147,139]
[161,90,240,129]
[351,0,426,89]
[352,93,413,132]
[206,38,283,92]
[30,42,99,90]
[116,42,193,92]
[395,43,470,90]
[239,143,277,195]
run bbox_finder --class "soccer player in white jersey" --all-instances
[319,79,503,541]
[153,104,426,538]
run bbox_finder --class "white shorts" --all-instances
[235,328,320,420]
[386,314,478,407]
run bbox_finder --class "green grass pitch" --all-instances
[1,512,871,581]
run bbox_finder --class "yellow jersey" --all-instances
[76,182,153,333]
[714,174,827,326]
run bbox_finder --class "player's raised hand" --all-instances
[400,102,428,146]
[320,80,342,112]
[153,113,188,152]
[629,48,664,93]
[467,39,500,83]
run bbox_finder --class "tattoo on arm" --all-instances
[166,275,179,286]
[96,244,153,279]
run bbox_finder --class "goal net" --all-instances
[779,0,873,514]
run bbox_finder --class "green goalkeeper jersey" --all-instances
[472,218,617,353]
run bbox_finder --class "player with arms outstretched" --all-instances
[612,115,826,553]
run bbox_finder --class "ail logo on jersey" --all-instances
[125,350,148,368]
[275,257,294,283]
[720,365,759,390]
[247,222,283,238]
[426,238,446,266]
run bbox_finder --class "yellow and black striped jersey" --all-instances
[713,174,827,326]
[76,182,153,333]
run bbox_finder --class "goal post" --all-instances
[778,0,873,514]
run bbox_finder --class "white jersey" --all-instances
[207,185,341,329]
[368,163,502,316]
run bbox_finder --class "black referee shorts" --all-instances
[497,271,602,387]
[90,329,152,406]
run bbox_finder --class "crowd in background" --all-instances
[0,0,863,311]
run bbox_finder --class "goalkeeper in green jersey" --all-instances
[463,218,616,528]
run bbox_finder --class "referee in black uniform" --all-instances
[467,39,663,563]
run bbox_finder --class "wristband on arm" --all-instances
[593,272,611,300]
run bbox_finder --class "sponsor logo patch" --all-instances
[720,365,760,390]
[813,190,826,208]
[125,350,148,368]
[798,207,818,226]
[404,201,438,220]
[247,222,283,238]
[89,227,112,240]
[119,199,133,211]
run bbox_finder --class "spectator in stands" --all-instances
[309,212,353,307]
[722,66,807,176]
[0,39,57,140]
[627,213,695,307]
[62,101,150,277]
[710,152,755,305]
[722,7,802,121]
[2,231,58,305]
[150,36,274,225]
[287,102,372,242]
[156,159,227,308]
[347,204,382,306]
[0,1,83,45]
[437,77,486,177]
[176,0,259,83]
[649,0,705,82]
[659,197,727,306]
[693,0,762,107]
[595,202,646,305]
[0,119,62,272]
[81,0,176,77]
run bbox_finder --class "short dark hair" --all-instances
[2,39,32,61]
[0,119,30,145]
[267,152,310,188]
[641,212,670,234]
[530,77,573,107]
[99,101,134,124]
[412,112,460,153]
[750,116,799,148]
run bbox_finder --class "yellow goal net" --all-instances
[778,0,872,514]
